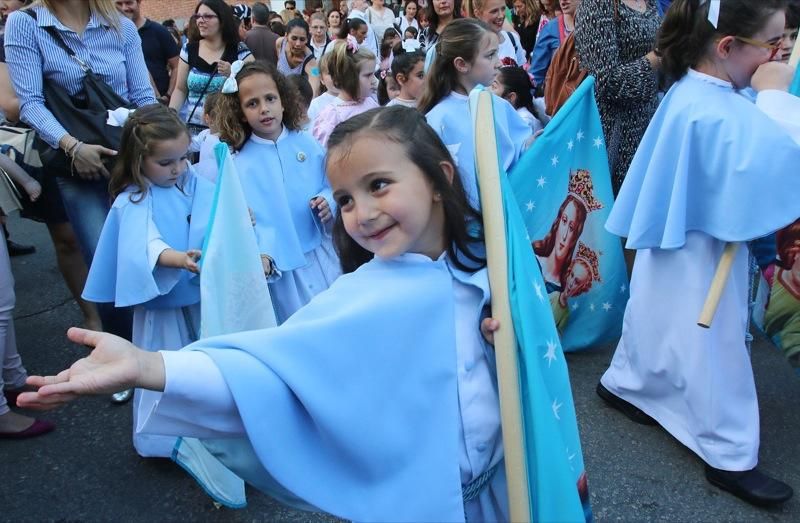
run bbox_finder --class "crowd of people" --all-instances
[2,0,800,519]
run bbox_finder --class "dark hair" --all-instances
[426,0,462,31]
[657,0,787,81]
[287,74,314,108]
[195,0,241,45]
[213,62,304,151]
[404,26,419,38]
[533,194,588,287]
[162,18,176,28]
[376,71,397,105]
[787,0,800,28]
[418,18,493,113]
[338,16,367,39]
[252,2,270,25]
[271,20,286,35]
[110,104,190,201]
[495,66,542,120]
[286,17,310,39]
[378,41,424,101]
[326,106,485,274]
[329,40,376,99]
[327,8,343,26]
[380,27,401,60]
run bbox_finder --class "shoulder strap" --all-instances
[300,53,314,77]
[504,31,518,53]
[23,8,91,71]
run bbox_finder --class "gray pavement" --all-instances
[2,214,799,522]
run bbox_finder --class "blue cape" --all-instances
[83,170,214,308]
[185,254,491,522]
[607,70,800,249]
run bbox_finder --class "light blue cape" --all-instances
[184,254,491,522]
[607,70,800,249]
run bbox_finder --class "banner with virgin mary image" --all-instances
[508,77,628,352]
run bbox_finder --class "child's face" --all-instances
[475,0,507,33]
[722,10,785,88]
[780,27,798,63]
[564,260,591,298]
[142,134,191,188]
[398,60,425,100]
[460,32,500,91]
[327,135,447,261]
[238,73,285,141]
[359,59,377,99]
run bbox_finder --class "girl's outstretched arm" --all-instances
[16,328,166,411]
[157,248,201,273]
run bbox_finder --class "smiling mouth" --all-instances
[366,224,395,241]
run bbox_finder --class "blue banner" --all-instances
[509,77,628,352]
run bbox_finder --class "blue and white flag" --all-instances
[173,143,278,508]
[470,88,591,522]
[509,77,627,352]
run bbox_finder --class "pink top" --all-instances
[312,97,380,146]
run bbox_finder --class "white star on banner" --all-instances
[534,281,544,302]
[589,303,596,312]
[620,284,627,293]
[526,200,535,211]
[593,136,603,149]
[602,302,612,312]
[537,176,547,188]
[552,398,563,420]
[544,339,558,367]
[576,130,585,141]
[567,140,574,151]
[551,155,559,167]
[571,302,579,310]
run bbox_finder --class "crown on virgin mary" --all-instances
[574,241,602,282]
[568,169,603,213]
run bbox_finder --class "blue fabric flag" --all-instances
[173,144,278,508]
[469,88,591,522]
[508,77,627,352]
[790,64,800,97]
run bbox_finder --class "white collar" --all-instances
[249,125,288,145]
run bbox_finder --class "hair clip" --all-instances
[379,69,388,80]
[346,34,360,53]
[500,57,518,68]
[221,60,245,94]
[402,38,421,52]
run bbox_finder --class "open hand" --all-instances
[16,328,150,411]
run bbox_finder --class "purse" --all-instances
[23,9,135,177]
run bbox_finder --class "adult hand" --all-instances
[72,144,117,180]
[16,328,164,410]
[751,61,795,93]
[216,60,232,77]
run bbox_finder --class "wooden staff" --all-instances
[697,242,739,328]
[699,37,800,328]
[473,90,531,522]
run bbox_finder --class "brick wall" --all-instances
[139,1,324,26]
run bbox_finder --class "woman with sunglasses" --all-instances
[169,0,254,136]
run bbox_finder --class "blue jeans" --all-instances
[56,176,132,340]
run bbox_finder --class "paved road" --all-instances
[2,215,799,521]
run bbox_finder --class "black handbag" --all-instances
[23,9,135,177]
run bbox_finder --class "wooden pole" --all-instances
[473,90,531,522]
[697,242,739,328]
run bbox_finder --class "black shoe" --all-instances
[596,382,658,425]
[6,240,35,256]
[705,465,793,507]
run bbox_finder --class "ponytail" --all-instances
[417,18,492,114]
[658,0,787,82]
[329,40,376,100]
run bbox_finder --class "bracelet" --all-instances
[69,142,84,177]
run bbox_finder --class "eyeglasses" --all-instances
[192,13,218,22]
[734,36,783,60]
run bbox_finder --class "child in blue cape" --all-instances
[419,18,531,210]
[213,61,340,323]
[82,104,214,457]
[599,0,800,507]
[20,107,520,522]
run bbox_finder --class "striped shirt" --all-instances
[3,6,156,148]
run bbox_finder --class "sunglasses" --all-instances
[733,36,783,61]
[192,13,219,22]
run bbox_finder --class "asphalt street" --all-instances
[2,214,799,522]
